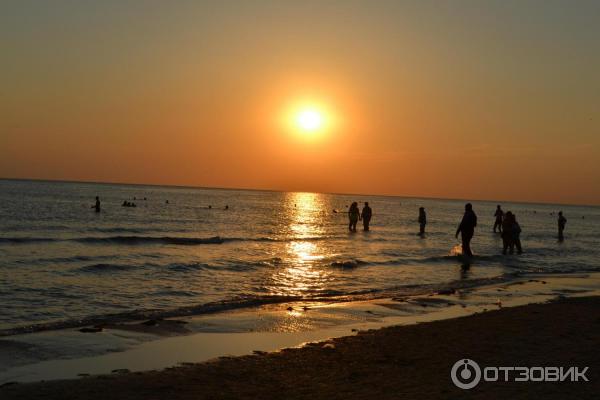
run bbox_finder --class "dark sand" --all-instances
[2,296,599,399]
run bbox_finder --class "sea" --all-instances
[1,179,598,335]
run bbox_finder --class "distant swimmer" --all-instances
[92,196,101,212]
[348,202,360,232]
[208,205,212,209]
[455,203,477,257]
[224,205,229,210]
[493,205,504,233]
[418,207,427,236]
[361,202,372,231]
[558,211,567,241]
[166,200,169,204]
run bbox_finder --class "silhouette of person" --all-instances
[558,211,567,241]
[361,202,372,231]
[512,213,523,254]
[501,211,522,254]
[418,207,427,235]
[501,211,513,254]
[455,203,477,257]
[493,205,504,233]
[92,196,101,212]
[348,202,360,232]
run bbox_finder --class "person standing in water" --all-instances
[91,196,101,213]
[501,211,522,254]
[348,202,360,232]
[493,205,504,233]
[361,202,372,231]
[455,203,477,257]
[501,211,514,254]
[558,211,567,241]
[512,213,523,254]
[418,207,427,236]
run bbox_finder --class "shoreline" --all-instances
[2,295,599,399]
[1,272,599,387]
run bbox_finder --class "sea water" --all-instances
[1,179,598,334]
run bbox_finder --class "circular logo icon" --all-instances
[451,359,481,389]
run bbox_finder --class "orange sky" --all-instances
[1,1,599,205]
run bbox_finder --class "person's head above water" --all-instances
[559,211,563,216]
[497,205,501,209]
[465,203,473,211]
[419,207,424,211]
[365,202,369,206]
[96,196,99,200]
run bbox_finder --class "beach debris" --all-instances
[253,350,268,355]
[286,306,294,311]
[111,369,130,374]
[437,288,456,295]
[351,328,358,332]
[322,343,335,350]
[302,306,310,311]
[79,326,103,333]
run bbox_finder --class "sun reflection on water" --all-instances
[266,192,335,298]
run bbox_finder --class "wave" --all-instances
[75,236,226,245]
[20,254,116,265]
[78,263,140,273]
[330,259,371,269]
[0,235,336,246]
[0,236,226,245]
[0,237,58,244]
[2,268,598,337]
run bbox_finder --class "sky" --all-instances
[1,0,599,205]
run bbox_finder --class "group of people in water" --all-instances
[492,205,523,254]
[348,201,569,257]
[93,195,570,258]
[92,197,229,212]
[347,202,372,231]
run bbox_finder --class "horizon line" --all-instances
[0,176,597,209]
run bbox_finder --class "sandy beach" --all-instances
[2,293,598,399]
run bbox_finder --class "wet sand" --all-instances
[2,295,599,399]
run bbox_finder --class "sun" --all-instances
[296,109,323,133]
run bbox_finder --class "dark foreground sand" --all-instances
[2,296,599,400]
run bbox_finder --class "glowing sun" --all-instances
[296,109,324,133]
